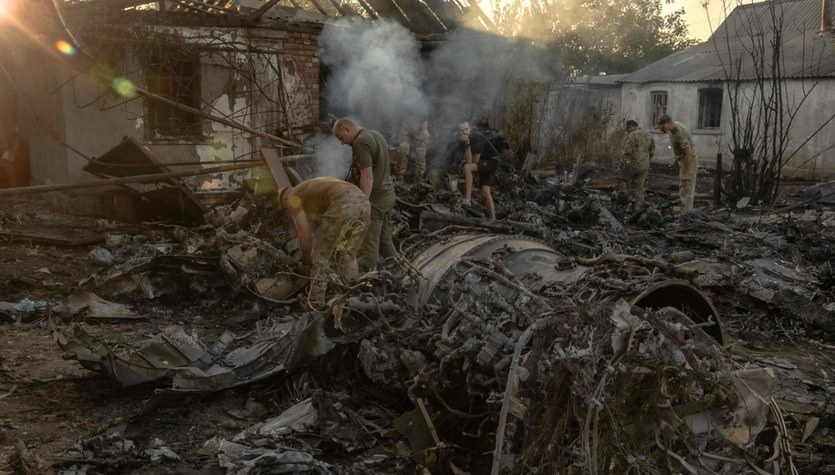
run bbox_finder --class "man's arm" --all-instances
[358,166,373,198]
[289,208,313,265]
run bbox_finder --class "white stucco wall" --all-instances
[621,80,835,179]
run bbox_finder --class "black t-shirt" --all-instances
[441,131,500,174]
[463,131,498,162]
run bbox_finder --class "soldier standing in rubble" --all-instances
[657,114,697,211]
[459,120,499,220]
[333,118,397,271]
[619,119,655,205]
[278,177,370,309]
[383,73,430,184]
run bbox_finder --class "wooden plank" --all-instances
[0,227,104,246]
[306,0,331,16]
[0,161,264,197]
[422,0,461,28]
[260,148,293,189]
[355,0,378,18]
[363,0,412,27]
[390,0,447,33]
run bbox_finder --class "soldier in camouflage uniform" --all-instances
[657,114,698,210]
[619,120,655,204]
[278,177,370,309]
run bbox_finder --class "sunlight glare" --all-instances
[55,40,77,57]
[112,77,137,98]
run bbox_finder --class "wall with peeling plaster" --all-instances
[6,25,320,188]
[621,81,835,179]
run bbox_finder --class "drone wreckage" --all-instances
[27,176,834,475]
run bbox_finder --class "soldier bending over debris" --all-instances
[278,177,370,309]
[657,114,698,211]
[619,119,654,205]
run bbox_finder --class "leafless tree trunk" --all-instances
[715,0,828,205]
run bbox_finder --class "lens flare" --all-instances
[287,195,302,210]
[112,77,137,98]
[55,40,76,57]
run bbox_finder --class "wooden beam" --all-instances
[363,0,411,27]
[306,0,331,16]
[248,0,282,21]
[260,148,293,189]
[0,156,311,197]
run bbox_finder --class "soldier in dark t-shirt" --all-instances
[458,121,499,219]
[333,118,397,271]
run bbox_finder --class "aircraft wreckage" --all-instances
[42,197,804,474]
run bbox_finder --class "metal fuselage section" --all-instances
[408,234,724,344]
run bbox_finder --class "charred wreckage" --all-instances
[2,170,834,474]
[0,1,834,475]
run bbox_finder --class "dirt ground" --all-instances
[1,168,834,474]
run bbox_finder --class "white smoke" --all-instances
[320,19,424,133]
[318,19,558,170]
[307,133,352,179]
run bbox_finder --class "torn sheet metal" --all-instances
[168,314,333,392]
[94,255,221,299]
[60,292,141,321]
[233,398,317,441]
[213,441,334,475]
[50,318,234,387]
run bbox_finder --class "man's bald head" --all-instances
[333,118,360,145]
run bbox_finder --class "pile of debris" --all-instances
[1,172,834,474]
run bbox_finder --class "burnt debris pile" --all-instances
[1,176,834,474]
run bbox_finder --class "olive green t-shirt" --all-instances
[669,122,695,159]
[286,177,364,215]
[348,128,396,210]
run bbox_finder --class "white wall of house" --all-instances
[621,80,835,179]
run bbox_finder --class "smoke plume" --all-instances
[318,18,557,172]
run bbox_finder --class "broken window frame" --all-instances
[649,91,668,128]
[698,87,723,129]
[144,53,204,140]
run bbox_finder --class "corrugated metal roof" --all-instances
[59,0,488,34]
[623,0,835,83]
[567,73,629,86]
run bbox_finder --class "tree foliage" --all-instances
[491,0,696,75]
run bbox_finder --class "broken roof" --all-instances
[623,0,835,83]
[57,0,493,34]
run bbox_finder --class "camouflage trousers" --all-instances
[617,160,650,204]
[394,132,429,183]
[308,190,370,308]
[677,156,698,210]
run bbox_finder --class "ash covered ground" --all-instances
[1,165,834,475]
